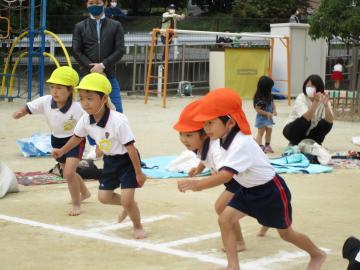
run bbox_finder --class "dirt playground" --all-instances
[0,95,359,270]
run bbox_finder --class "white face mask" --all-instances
[110,2,117,7]
[169,9,175,14]
[305,86,316,98]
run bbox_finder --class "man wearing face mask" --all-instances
[72,0,124,113]
[159,3,185,60]
[105,0,125,21]
[73,0,125,159]
[283,74,334,146]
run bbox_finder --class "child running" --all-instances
[13,66,91,216]
[52,73,147,239]
[178,88,326,270]
[253,76,277,153]
[173,99,246,252]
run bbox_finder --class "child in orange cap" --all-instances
[178,88,326,270]
[174,99,247,252]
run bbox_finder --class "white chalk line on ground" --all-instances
[0,214,330,270]
[159,232,221,247]
[87,214,178,233]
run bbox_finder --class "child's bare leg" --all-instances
[215,191,246,252]
[255,127,265,146]
[334,80,340,89]
[63,158,82,216]
[77,173,91,201]
[265,127,272,145]
[257,226,269,237]
[277,226,326,270]
[98,190,127,222]
[218,207,247,270]
[121,188,146,239]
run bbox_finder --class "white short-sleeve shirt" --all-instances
[197,138,223,173]
[333,64,343,72]
[285,93,331,135]
[219,129,275,188]
[74,108,135,155]
[26,95,84,138]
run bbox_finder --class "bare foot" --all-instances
[118,210,127,223]
[68,205,81,216]
[257,226,269,237]
[133,228,147,239]
[80,192,91,202]
[307,250,326,270]
[222,242,246,252]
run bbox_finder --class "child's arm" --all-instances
[178,170,233,192]
[13,107,29,119]
[272,100,277,116]
[188,162,206,177]
[126,143,147,187]
[52,136,84,159]
[255,105,273,119]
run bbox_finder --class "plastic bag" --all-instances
[16,133,52,157]
[0,161,19,198]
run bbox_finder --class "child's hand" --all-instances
[178,180,199,192]
[188,167,199,177]
[273,110,277,116]
[13,110,24,119]
[136,172,147,187]
[267,112,273,120]
[95,146,104,158]
[52,148,64,159]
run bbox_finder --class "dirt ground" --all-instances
[0,95,359,270]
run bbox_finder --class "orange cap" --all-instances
[173,99,204,132]
[194,88,252,135]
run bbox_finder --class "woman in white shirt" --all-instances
[283,75,334,145]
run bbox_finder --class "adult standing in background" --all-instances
[72,0,125,113]
[283,74,334,146]
[289,8,300,23]
[105,0,126,21]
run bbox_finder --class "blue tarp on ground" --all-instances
[142,156,211,179]
[270,153,333,174]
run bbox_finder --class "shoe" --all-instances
[264,145,274,153]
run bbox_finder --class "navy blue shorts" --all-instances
[228,174,292,229]
[224,178,241,193]
[51,135,85,164]
[100,154,138,190]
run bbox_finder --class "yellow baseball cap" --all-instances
[46,66,79,87]
[75,73,112,95]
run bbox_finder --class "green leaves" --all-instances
[309,0,360,46]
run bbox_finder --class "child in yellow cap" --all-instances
[52,73,147,239]
[178,88,326,270]
[13,66,91,216]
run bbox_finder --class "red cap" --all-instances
[173,99,204,132]
[194,88,251,135]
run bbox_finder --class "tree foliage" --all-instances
[232,0,309,19]
[309,0,360,46]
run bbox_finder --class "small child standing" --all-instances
[331,57,344,89]
[13,66,91,216]
[178,88,326,270]
[52,73,147,239]
[173,99,246,252]
[253,76,277,153]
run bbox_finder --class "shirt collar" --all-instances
[200,138,210,161]
[220,126,240,150]
[90,14,106,21]
[89,106,110,128]
[51,97,72,114]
